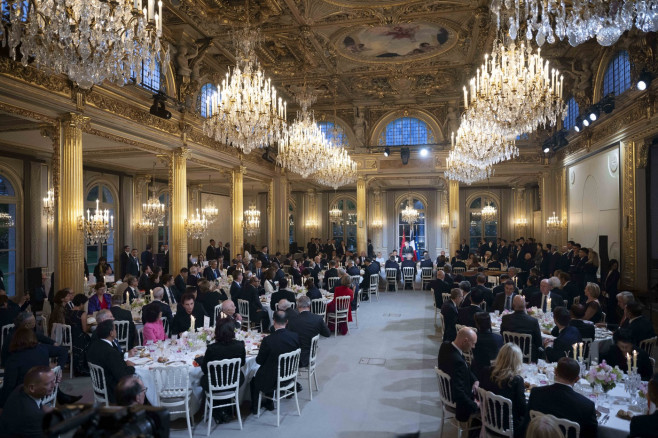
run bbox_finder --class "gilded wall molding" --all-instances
[636,139,650,169]
[83,127,169,155]
[621,141,637,290]
[0,57,69,96]
[0,101,57,125]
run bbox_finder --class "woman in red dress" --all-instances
[327,275,354,335]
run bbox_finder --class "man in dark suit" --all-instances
[259,246,271,268]
[197,279,227,326]
[419,251,433,269]
[627,302,656,346]
[323,261,339,289]
[272,262,286,283]
[545,307,582,362]
[122,275,139,304]
[492,280,519,313]
[429,270,450,309]
[437,327,479,423]
[151,287,174,328]
[521,275,540,299]
[359,258,379,301]
[287,296,330,367]
[270,278,296,311]
[557,272,578,308]
[203,259,222,281]
[250,310,301,414]
[524,357,598,437]
[569,304,595,340]
[161,244,169,275]
[160,274,178,305]
[441,288,463,342]
[119,245,131,280]
[86,320,136,404]
[500,295,543,362]
[174,268,188,298]
[528,279,561,312]
[171,293,208,335]
[473,274,493,310]
[229,271,244,307]
[400,254,416,289]
[137,265,152,292]
[241,277,270,331]
[458,288,484,328]
[140,244,154,270]
[110,295,137,350]
[0,366,55,437]
[205,239,217,262]
[128,248,141,277]
[384,254,401,286]
[459,239,469,260]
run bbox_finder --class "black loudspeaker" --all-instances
[599,235,609,277]
[26,267,43,292]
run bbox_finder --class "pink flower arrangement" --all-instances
[638,381,649,399]
[585,360,623,392]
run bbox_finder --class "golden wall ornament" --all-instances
[621,141,637,289]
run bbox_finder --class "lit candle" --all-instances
[148,0,154,19]
[627,352,632,372]
[125,291,130,304]
[633,349,637,370]
[579,342,583,362]
[150,290,154,301]
[110,215,113,228]
[158,0,162,21]
[547,297,551,311]
[463,86,468,108]
[573,343,577,360]
[190,315,195,331]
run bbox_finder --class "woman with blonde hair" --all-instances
[525,414,563,438]
[583,282,604,323]
[584,248,599,285]
[479,343,526,437]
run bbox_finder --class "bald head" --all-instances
[222,300,236,316]
[512,295,526,311]
[436,270,445,280]
[96,309,114,323]
[540,279,551,295]
[454,327,477,353]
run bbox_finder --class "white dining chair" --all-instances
[88,362,110,407]
[298,334,320,400]
[113,320,130,351]
[529,410,580,437]
[639,336,657,358]
[311,299,327,320]
[442,292,451,303]
[237,299,251,331]
[385,268,398,292]
[431,289,441,326]
[402,267,416,290]
[421,267,433,290]
[204,358,243,435]
[453,267,466,274]
[39,365,61,408]
[214,304,223,327]
[257,348,302,427]
[477,387,514,437]
[503,331,533,363]
[327,295,351,336]
[435,367,480,438]
[153,365,194,438]
[327,277,340,290]
[368,273,379,301]
[160,316,170,338]
[52,323,73,378]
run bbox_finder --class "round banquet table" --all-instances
[132,331,264,418]
[261,289,333,322]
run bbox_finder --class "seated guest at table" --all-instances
[458,281,472,307]
[566,303,596,341]
[492,274,516,297]
[109,294,137,350]
[466,253,480,269]
[175,267,189,298]
[626,301,656,346]
[630,373,658,438]
[473,274,493,310]
[429,270,450,309]
[441,288,464,342]
[521,275,539,298]
[360,258,379,301]
[186,265,199,288]
[557,271,578,308]
[385,255,401,286]
[122,275,139,304]
[241,276,270,331]
[148,267,162,293]
[400,254,416,290]
[116,375,146,407]
[486,254,502,270]
[250,310,301,414]
[0,366,56,438]
[492,280,519,313]
[200,317,246,424]
[218,300,243,330]
[171,293,207,336]
[263,269,276,295]
[322,261,338,290]
[438,327,479,424]
[544,306,582,363]
[326,276,354,336]
[88,282,112,313]
[270,278,296,311]
[500,295,542,362]
[479,343,526,437]
[471,312,503,381]
[203,259,222,281]
[436,253,447,268]
[87,320,136,404]
[305,278,322,300]
[601,328,653,380]
[47,288,72,337]
[582,282,604,324]
[287,296,330,367]
[0,328,50,407]
[275,299,298,326]
[289,260,302,286]
[525,414,564,438]
[597,290,634,331]
[524,357,598,437]
[458,288,484,328]
[142,302,167,344]
[197,279,227,326]
[151,287,173,328]
[528,279,561,313]
[65,294,92,375]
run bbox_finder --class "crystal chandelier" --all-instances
[514,217,528,229]
[481,202,498,222]
[314,146,358,189]
[492,0,658,47]
[142,179,165,225]
[329,204,343,223]
[185,209,207,240]
[277,89,331,178]
[134,218,155,234]
[451,120,519,168]
[42,188,55,224]
[203,27,287,154]
[546,211,566,233]
[346,213,357,226]
[371,219,383,230]
[445,149,495,185]
[83,199,113,245]
[201,176,219,224]
[0,212,14,227]
[400,198,420,224]
[1,0,168,89]
[243,202,260,237]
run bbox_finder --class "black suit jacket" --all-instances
[323,268,339,289]
[629,316,656,346]
[545,326,582,363]
[127,256,140,277]
[500,311,542,362]
[287,311,330,367]
[528,291,561,312]
[174,275,187,298]
[258,253,271,268]
[492,292,518,313]
[437,342,478,421]
[119,251,131,279]
[475,285,494,310]
[197,291,227,325]
[569,319,595,340]
[429,278,450,308]
[290,268,302,286]
[229,281,243,307]
[86,339,135,403]
[630,411,658,438]
[524,383,597,438]
[154,300,173,327]
[0,344,50,407]
[140,250,154,270]
[110,306,137,350]
[203,266,221,281]
[161,285,178,305]
[270,289,297,311]
[254,328,300,393]
[200,340,246,391]
[471,332,504,381]
[479,371,526,436]
[560,282,579,307]
[458,304,483,327]
[441,301,459,342]
[0,386,45,438]
[123,286,139,304]
[138,273,150,292]
[242,285,264,319]
[171,303,207,335]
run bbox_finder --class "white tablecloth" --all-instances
[261,290,333,322]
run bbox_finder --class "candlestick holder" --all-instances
[627,370,644,412]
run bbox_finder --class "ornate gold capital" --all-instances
[637,139,650,169]
[61,113,90,129]
[174,146,190,158]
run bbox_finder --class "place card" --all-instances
[203,316,210,328]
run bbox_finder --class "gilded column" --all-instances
[538,172,549,243]
[372,188,382,254]
[620,141,637,289]
[57,113,88,292]
[231,166,245,257]
[267,179,274,251]
[170,147,189,274]
[448,180,459,257]
[356,176,367,254]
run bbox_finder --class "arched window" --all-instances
[603,51,631,96]
[318,121,348,147]
[288,203,294,244]
[199,83,215,118]
[563,97,579,130]
[330,199,357,251]
[86,184,116,278]
[157,192,169,251]
[398,198,426,254]
[0,174,17,295]
[379,117,434,146]
[468,196,498,250]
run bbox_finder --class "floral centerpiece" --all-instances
[585,360,623,393]
[527,306,541,317]
[638,381,649,399]
[196,327,215,345]
[291,285,307,295]
[130,298,146,311]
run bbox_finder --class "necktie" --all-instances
[542,294,547,312]
[113,339,123,354]
[505,296,511,311]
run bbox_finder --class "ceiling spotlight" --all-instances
[601,94,615,114]
[543,147,550,153]
[637,71,653,91]
[150,93,171,120]
[420,147,428,157]
[582,118,590,127]
[574,124,580,132]
[383,146,390,157]
[589,106,600,121]
[400,147,410,165]
[574,116,583,132]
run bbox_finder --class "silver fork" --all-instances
[600,414,610,425]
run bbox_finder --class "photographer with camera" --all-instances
[0,365,55,437]
[115,375,147,407]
